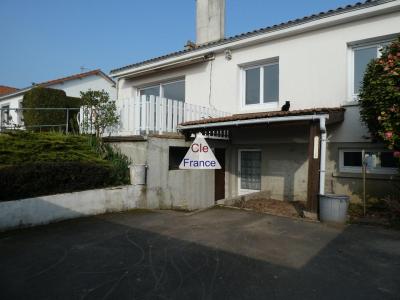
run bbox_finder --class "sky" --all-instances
[0,0,360,88]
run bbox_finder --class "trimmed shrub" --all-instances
[22,87,82,133]
[0,131,105,165]
[0,131,131,200]
[0,162,116,202]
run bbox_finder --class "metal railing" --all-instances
[0,107,81,133]
[1,98,231,137]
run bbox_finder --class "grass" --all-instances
[0,131,107,165]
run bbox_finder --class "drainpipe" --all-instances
[319,117,327,196]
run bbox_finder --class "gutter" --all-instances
[113,54,215,79]
[178,113,329,195]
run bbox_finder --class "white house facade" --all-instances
[108,0,399,212]
[0,69,116,130]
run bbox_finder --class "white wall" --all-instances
[50,75,116,100]
[0,185,144,231]
[117,11,400,114]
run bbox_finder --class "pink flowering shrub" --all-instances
[359,37,400,172]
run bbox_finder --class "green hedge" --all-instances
[0,131,131,201]
[0,131,105,165]
[0,162,116,201]
[22,87,82,133]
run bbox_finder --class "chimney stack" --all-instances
[196,0,225,45]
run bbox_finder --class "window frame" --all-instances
[339,148,398,175]
[241,61,279,110]
[138,78,185,102]
[1,103,10,127]
[348,38,394,102]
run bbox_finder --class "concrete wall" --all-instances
[223,117,398,203]
[226,124,310,201]
[0,185,144,232]
[113,136,218,211]
[325,143,399,203]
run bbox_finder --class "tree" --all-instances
[80,90,119,137]
[359,37,400,164]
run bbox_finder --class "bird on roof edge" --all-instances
[281,101,290,111]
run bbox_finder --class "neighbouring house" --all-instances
[0,69,116,130]
[0,86,19,96]
[108,0,399,212]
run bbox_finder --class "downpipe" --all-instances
[319,117,327,196]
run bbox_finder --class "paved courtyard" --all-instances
[0,207,399,299]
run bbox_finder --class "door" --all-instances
[238,150,261,195]
[214,148,225,201]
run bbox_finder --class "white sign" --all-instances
[179,133,221,169]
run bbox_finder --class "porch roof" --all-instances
[178,107,345,130]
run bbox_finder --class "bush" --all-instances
[0,131,105,165]
[22,87,82,133]
[0,131,131,201]
[0,162,116,201]
[359,37,400,162]
[87,137,131,185]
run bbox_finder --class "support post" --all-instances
[65,108,69,134]
[307,120,321,213]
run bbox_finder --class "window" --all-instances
[339,149,397,174]
[243,61,279,108]
[350,40,390,100]
[169,146,189,170]
[139,79,185,102]
[1,105,10,127]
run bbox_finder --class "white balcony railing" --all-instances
[117,96,230,136]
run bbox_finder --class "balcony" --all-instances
[116,96,230,137]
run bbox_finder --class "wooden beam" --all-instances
[307,121,321,213]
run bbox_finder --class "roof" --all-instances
[110,0,394,75]
[0,85,19,96]
[38,69,115,87]
[0,69,115,101]
[179,107,345,128]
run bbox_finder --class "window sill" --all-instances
[332,172,400,181]
[241,103,279,112]
[342,101,359,107]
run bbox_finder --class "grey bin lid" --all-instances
[320,194,349,201]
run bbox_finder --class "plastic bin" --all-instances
[319,194,349,224]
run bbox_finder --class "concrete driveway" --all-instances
[0,207,399,299]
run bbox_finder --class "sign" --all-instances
[179,133,221,169]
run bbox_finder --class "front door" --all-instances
[238,150,261,195]
[214,148,225,201]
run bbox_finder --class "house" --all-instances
[0,69,116,129]
[0,86,19,96]
[108,0,399,212]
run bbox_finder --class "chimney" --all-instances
[196,0,225,45]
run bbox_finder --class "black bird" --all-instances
[281,101,290,111]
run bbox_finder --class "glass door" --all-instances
[238,150,261,195]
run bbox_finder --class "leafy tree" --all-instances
[359,37,400,164]
[80,89,119,137]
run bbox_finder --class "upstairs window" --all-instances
[139,79,185,102]
[243,61,279,108]
[350,39,392,100]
